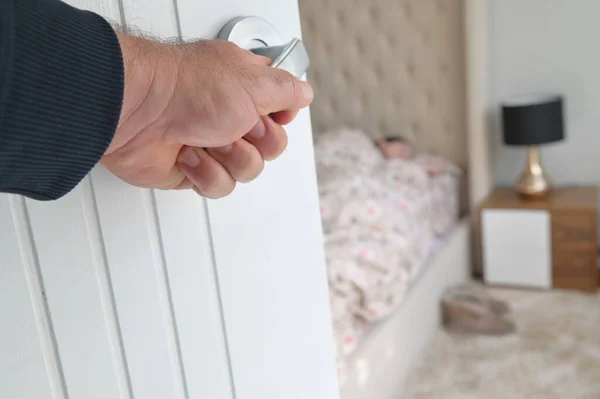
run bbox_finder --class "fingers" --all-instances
[176,116,289,198]
[270,110,299,126]
[177,137,267,198]
[178,147,236,199]
[243,116,289,161]
[249,66,314,115]
[206,140,264,183]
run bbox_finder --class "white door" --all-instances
[0,1,338,398]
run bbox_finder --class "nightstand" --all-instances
[479,187,598,293]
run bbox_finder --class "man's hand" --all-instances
[101,34,313,198]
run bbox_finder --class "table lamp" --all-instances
[501,94,565,198]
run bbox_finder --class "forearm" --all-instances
[0,0,124,200]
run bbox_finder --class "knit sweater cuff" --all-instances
[0,0,123,200]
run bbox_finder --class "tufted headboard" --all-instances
[299,0,467,171]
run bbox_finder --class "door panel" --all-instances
[117,1,233,397]
[25,181,126,399]
[176,2,339,398]
[91,169,187,399]
[0,196,61,399]
[88,7,187,399]
[154,189,233,399]
[1,0,232,397]
[206,138,338,399]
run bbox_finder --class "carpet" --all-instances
[401,288,600,399]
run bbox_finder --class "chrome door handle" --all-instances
[251,39,309,78]
[217,16,310,78]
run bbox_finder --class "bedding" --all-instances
[314,128,462,383]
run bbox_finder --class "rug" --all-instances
[401,288,600,399]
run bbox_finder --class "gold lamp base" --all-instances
[515,146,552,199]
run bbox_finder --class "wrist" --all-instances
[116,33,156,123]
[108,33,178,153]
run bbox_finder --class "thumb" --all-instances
[251,67,314,115]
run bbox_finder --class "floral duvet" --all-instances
[314,129,462,383]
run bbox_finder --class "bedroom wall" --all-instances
[489,0,600,189]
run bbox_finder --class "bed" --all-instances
[314,128,464,382]
[298,0,483,397]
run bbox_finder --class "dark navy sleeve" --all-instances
[0,0,124,200]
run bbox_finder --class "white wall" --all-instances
[489,0,600,187]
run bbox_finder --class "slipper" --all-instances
[441,282,515,336]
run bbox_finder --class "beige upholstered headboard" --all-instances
[299,0,467,170]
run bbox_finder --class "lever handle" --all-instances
[251,39,310,78]
[217,16,310,78]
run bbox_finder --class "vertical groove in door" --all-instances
[152,188,234,398]
[10,196,68,399]
[92,171,185,398]
[202,199,237,399]
[116,0,127,28]
[143,189,189,399]
[85,178,134,399]
[170,0,183,39]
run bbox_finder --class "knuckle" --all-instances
[273,70,296,94]
[264,129,289,161]
[215,180,236,198]
[270,70,289,87]
[238,160,264,183]
[203,177,236,199]
[245,70,296,114]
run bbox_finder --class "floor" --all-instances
[401,288,600,399]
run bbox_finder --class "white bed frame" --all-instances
[340,220,471,398]
[299,0,493,396]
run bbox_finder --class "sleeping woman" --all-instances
[376,136,414,160]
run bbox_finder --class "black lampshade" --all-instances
[501,94,565,146]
